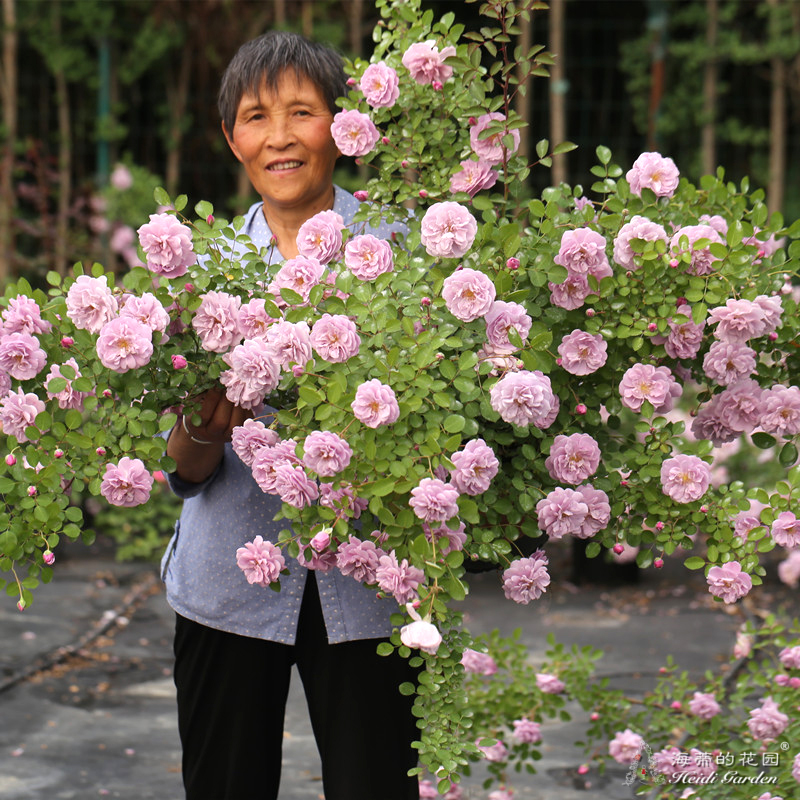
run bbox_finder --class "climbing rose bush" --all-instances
[1,0,799,795]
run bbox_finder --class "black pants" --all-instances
[173,574,420,800]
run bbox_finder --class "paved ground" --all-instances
[0,537,793,800]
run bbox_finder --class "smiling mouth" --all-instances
[268,160,303,171]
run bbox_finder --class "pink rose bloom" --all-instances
[96,317,153,373]
[548,272,592,310]
[449,158,497,196]
[401,40,456,85]
[612,215,668,271]
[220,338,280,410]
[476,738,508,762]
[557,330,608,375]
[303,430,353,477]
[330,109,379,157]
[337,535,381,583]
[747,697,789,742]
[470,112,520,165]
[110,163,132,190]
[779,645,800,669]
[418,780,438,800]
[264,320,312,370]
[536,673,566,694]
[512,719,542,744]
[251,440,300,494]
[192,291,242,353]
[100,457,153,507]
[44,358,87,410]
[734,630,754,658]
[576,484,611,537]
[420,202,477,259]
[545,433,601,485]
[0,369,10,397]
[554,228,610,276]
[297,538,338,573]
[488,791,513,800]
[626,151,680,197]
[691,396,738,445]
[239,298,277,340]
[273,463,319,508]
[700,213,728,236]
[231,419,280,466]
[489,370,556,428]
[665,304,705,359]
[752,294,783,336]
[536,487,589,539]
[714,379,763,433]
[708,298,766,343]
[344,235,394,281]
[359,61,399,108]
[296,210,344,265]
[502,551,550,604]
[2,295,51,335]
[660,454,710,504]
[707,560,752,603]
[0,332,47,380]
[66,275,118,334]
[410,477,460,523]
[442,268,496,322]
[375,551,424,604]
[760,385,800,437]
[734,509,763,540]
[400,616,442,654]
[310,314,361,362]
[619,363,682,413]
[0,388,45,442]
[771,512,800,548]
[351,379,400,427]
[779,551,800,588]
[136,212,195,278]
[670,224,723,276]
[460,648,498,675]
[608,729,645,764]
[120,292,170,337]
[703,340,757,386]
[485,301,531,351]
[269,255,325,304]
[688,692,721,720]
[794,753,800,784]
[424,521,467,555]
[320,482,368,520]
[449,438,499,495]
[235,535,285,587]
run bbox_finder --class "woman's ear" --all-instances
[222,122,243,163]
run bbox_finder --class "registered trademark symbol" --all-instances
[781,742,789,751]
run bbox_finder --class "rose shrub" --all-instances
[1,0,800,795]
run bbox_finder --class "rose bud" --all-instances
[60,336,74,347]
[506,257,520,270]
[654,558,664,569]
[612,544,624,555]
[575,403,587,415]
[5,454,16,466]
[53,448,64,459]
[27,486,37,497]
[43,550,55,565]
[171,355,188,370]
[353,190,369,202]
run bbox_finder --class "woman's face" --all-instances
[223,72,339,218]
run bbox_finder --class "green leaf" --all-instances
[443,414,465,433]
[552,141,577,155]
[154,186,171,207]
[779,442,798,468]
[684,557,706,570]
[751,432,776,450]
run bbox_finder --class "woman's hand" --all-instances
[167,389,252,484]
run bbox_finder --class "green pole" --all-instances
[97,36,111,186]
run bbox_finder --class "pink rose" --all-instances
[706,560,752,603]
[441,268,496,322]
[688,692,721,720]
[554,227,609,276]
[120,293,170,336]
[660,454,710,504]
[302,430,353,477]
[502,551,550,604]
[420,202,477,258]
[619,363,681,413]
[2,295,51,336]
[239,298,278,340]
[273,463,319,508]
[231,419,280,467]
[612,215,668,271]
[96,317,154,373]
[100,457,154,507]
[296,210,344,264]
[359,61,400,108]
[344,235,394,281]
[512,719,542,745]
[536,673,566,694]
[65,275,118,333]
[489,370,556,428]
[409,478,460,523]
[375,551,424,604]
[747,697,789,742]
[545,433,601,485]
[235,535,285,587]
[192,291,242,353]
[331,109,380,157]
[608,729,645,764]
[264,320,312,370]
[771,511,800,549]
[449,438,499,495]
[760,385,800,437]
[484,300,531,351]
[536,488,589,539]
[449,159,497,197]
[351,379,399,427]
[269,255,325,304]
[310,314,361,362]
[401,40,456,85]
[460,648,498,675]
[469,112,520,165]
[136,212,195,278]
[626,151,680,197]
[670,224,723,276]
[0,388,46,442]
[44,358,86,410]
[0,332,47,380]
[336,535,382,583]
[557,330,607,375]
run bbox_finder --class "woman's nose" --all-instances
[265,115,294,149]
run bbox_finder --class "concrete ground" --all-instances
[0,537,793,800]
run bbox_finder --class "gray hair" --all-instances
[218,31,347,133]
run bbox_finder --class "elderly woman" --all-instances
[162,32,418,800]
